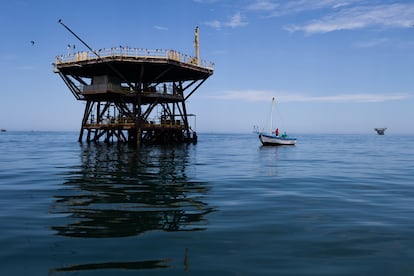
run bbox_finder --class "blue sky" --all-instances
[1,0,414,134]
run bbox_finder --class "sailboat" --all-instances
[258,98,296,146]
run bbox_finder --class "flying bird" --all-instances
[30,40,35,46]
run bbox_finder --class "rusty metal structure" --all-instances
[54,22,214,145]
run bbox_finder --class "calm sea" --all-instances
[1,131,414,275]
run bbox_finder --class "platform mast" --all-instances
[194,26,200,66]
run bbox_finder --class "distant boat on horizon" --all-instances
[1,129,6,132]
[374,128,386,135]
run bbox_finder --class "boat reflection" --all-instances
[50,143,214,238]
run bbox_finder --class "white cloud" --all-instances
[205,20,222,29]
[268,0,359,16]
[192,0,217,3]
[286,0,357,12]
[287,93,411,103]
[202,1,414,34]
[247,0,278,12]
[204,12,247,30]
[285,3,414,34]
[352,38,388,48]
[225,12,248,28]
[210,90,272,102]
[154,25,168,31]
[208,90,411,103]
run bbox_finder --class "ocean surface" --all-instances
[1,131,414,275]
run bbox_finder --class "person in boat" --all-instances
[275,128,279,136]
[282,131,287,138]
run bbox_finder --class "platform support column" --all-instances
[177,82,192,141]
[136,128,141,146]
[79,100,92,143]
[133,93,143,146]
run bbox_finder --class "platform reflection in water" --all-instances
[49,143,214,272]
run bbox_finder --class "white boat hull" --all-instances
[259,133,296,146]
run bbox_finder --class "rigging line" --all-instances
[58,19,135,91]
[274,101,286,130]
[263,98,274,134]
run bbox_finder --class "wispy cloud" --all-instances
[285,3,414,34]
[209,90,410,103]
[205,20,222,29]
[284,93,411,103]
[201,1,414,34]
[263,0,359,17]
[205,12,248,29]
[247,0,279,12]
[284,0,358,13]
[352,38,388,48]
[192,0,217,3]
[226,12,248,28]
[154,25,168,31]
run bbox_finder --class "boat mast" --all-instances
[270,97,275,134]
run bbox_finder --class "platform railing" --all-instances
[55,47,214,70]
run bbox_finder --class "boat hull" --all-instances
[259,133,296,146]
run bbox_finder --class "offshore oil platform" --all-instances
[54,20,214,145]
[374,128,387,135]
